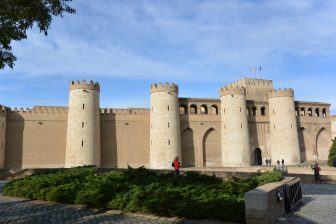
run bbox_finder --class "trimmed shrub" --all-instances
[328,138,336,167]
[3,166,283,223]
[252,169,284,186]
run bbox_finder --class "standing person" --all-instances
[265,158,269,167]
[173,156,181,175]
[277,160,280,167]
[311,161,322,184]
[269,158,272,166]
[281,159,285,167]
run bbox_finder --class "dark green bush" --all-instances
[3,166,283,223]
[251,169,284,186]
[328,138,336,167]
[46,183,78,203]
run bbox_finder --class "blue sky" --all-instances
[1,0,336,113]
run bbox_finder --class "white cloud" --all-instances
[2,0,335,81]
[1,0,336,112]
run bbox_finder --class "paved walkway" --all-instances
[1,180,335,224]
[278,183,336,224]
[0,180,226,224]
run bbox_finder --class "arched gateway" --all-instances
[254,148,262,165]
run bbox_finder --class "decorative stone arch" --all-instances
[316,127,329,160]
[190,104,197,114]
[211,105,218,115]
[308,108,313,116]
[200,104,208,114]
[295,107,299,116]
[252,106,257,116]
[202,128,221,167]
[260,107,266,116]
[253,148,262,165]
[322,108,327,117]
[181,127,195,167]
[179,104,187,115]
[300,107,305,116]
[246,107,250,116]
[298,127,312,162]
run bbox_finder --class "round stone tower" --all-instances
[0,105,7,169]
[267,88,301,165]
[220,86,251,167]
[150,83,181,169]
[65,80,101,168]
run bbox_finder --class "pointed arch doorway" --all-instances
[316,128,329,160]
[202,128,221,167]
[254,148,262,165]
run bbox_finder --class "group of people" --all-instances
[265,158,285,167]
[173,156,325,184]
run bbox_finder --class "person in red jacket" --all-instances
[173,156,181,175]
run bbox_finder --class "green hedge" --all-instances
[3,166,283,223]
[328,138,336,167]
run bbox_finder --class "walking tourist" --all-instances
[265,158,269,166]
[281,159,285,167]
[277,160,280,167]
[269,158,272,166]
[173,156,181,175]
[311,161,322,184]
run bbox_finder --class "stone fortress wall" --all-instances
[0,78,333,170]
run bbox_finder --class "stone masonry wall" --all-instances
[0,78,333,169]
[0,107,7,169]
[100,108,150,168]
[5,108,68,169]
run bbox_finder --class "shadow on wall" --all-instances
[202,128,221,167]
[249,115,262,166]
[100,113,118,168]
[296,114,309,162]
[298,127,308,162]
[180,109,195,168]
[181,127,195,168]
[316,127,329,160]
[5,112,24,169]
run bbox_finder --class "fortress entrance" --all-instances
[253,148,262,165]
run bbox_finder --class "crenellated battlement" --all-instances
[150,82,178,94]
[226,78,273,88]
[0,105,7,116]
[69,80,100,92]
[100,108,150,116]
[267,88,294,98]
[220,85,246,96]
[7,106,68,114]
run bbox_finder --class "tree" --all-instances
[0,0,75,69]
[328,138,336,167]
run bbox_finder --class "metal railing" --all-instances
[283,177,303,213]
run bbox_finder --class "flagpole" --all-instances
[259,66,261,79]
